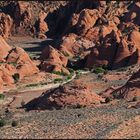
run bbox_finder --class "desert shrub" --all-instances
[105,97,112,103]
[68,68,74,74]
[26,83,39,87]
[93,67,106,74]
[11,120,18,127]
[52,71,68,76]
[66,75,72,80]
[0,94,5,100]
[12,73,20,83]
[7,62,17,66]
[0,119,6,127]
[54,78,63,83]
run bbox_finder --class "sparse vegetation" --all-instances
[25,82,48,88]
[54,78,63,83]
[0,62,17,66]
[66,75,72,80]
[0,119,6,127]
[93,67,106,74]
[11,120,18,127]
[12,73,20,83]
[105,97,112,103]
[0,94,5,100]
[66,68,75,81]
[26,83,39,87]
[52,71,67,76]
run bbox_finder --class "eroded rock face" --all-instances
[76,9,100,35]
[37,10,48,39]
[86,27,140,69]
[0,36,39,89]
[6,47,39,79]
[40,45,69,75]
[124,2,140,25]
[112,69,140,102]
[0,13,13,39]
[24,81,104,110]
[0,36,11,61]
[86,30,120,68]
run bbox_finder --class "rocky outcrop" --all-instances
[0,36,39,89]
[0,36,11,61]
[37,10,48,39]
[24,81,104,110]
[112,69,140,102]
[124,2,140,25]
[86,26,140,69]
[0,13,13,39]
[6,47,39,79]
[76,9,101,35]
[40,45,69,75]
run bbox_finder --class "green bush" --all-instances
[11,120,18,127]
[7,62,17,66]
[26,83,39,87]
[67,75,72,80]
[93,67,106,74]
[12,73,20,83]
[0,119,6,127]
[54,78,63,83]
[52,71,67,76]
[68,68,74,74]
[0,94,5,100]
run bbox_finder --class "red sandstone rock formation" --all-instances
[0,13,13,39]
[112,69,140,101]
[86,27,140,69]
[0,36,39,89]
[76,9,101,36]
[40,45,69,75]
[0,36,11,61]
[24,81,104,110]
[37,10,48,39]
[124,2,140,25]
